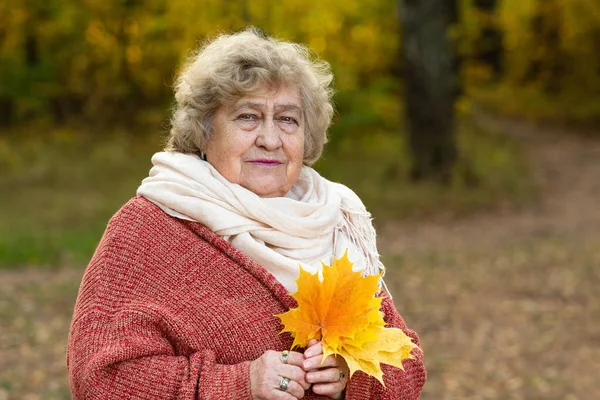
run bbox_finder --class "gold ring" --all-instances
[281,350,289,364]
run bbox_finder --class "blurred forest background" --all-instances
[1,0,599,399]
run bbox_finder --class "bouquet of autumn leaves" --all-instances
[275,251,418,385]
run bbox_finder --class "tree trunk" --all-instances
[0,98,14,127]
[473,0,504,78]
[400,0,458,183]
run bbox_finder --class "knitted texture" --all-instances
[67,197,426,399]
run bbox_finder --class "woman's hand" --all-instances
[303,340,349,400]
[250,350,311,399]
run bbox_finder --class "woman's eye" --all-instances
[280,116,298,125]
[238,113,257,121]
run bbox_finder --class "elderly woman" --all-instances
[67,29,426,399]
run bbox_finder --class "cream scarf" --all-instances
[137,151,385,294]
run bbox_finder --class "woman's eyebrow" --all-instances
[231,102,263,113]
[275,104,303,114]
[231,102,303,113]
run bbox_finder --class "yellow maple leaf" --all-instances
[275,250,418,385]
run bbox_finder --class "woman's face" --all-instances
[205,85,305,198]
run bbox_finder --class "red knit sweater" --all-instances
[67,197,426,399]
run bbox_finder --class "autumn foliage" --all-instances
[2,0,600,127]
[275,251,418,384]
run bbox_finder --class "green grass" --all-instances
[0,118,535,268]
[0,127,165,268]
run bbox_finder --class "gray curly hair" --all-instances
[166,28,335,166]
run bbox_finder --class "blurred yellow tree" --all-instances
[1,0,599,128]
[0,0,400,128]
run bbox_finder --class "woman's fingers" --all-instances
[308,365,348,400]
[306,366,346,384]
[253,346,349,399]
[282,350,305,367]
[312,380,347,399]
[301,343,349,400]
[278,350,310,390]
[304,340,322,359]
[280,364,310,390]
[250,350,310,400]
[277,377,306,399]
[303,352,338,371]
[303,341,332,372]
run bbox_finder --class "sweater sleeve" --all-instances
[67,308,252,400]
[344,291,427,400]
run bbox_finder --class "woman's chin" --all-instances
[242,182,289,198]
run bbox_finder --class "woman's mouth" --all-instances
[249,159,282,166]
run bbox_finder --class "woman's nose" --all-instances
[256,119,282,150]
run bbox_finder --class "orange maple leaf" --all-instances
[275,250,418,384]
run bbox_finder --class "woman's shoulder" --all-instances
[104,196,183,238]
[75,197,211,313]
[110,195,167,224]
[93,196,197,266]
